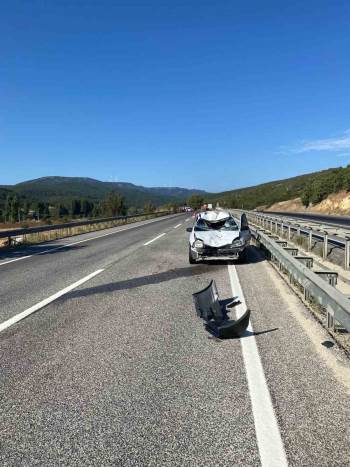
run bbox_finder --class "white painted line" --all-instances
[0,215,179,268]
[143,233,166,246]
[228,264,288,467]
[0,255,33,266]
[174,223,182,229]
[0,269,104,333]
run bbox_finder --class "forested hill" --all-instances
[0,176,206,208]
[2,166,350,219]
[208,166,350,210]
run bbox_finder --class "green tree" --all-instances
[301,185,312,207]
[10,195,20,222]
[70,199,81,217]
[4,195,12,223]
[103,191,127,216]
[35,202,49,220]
[58,204,69,218]
[187,194,204,210]
[81,199,94,217]
[143,202,156,214]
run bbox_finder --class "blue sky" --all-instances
[1,0,350,192]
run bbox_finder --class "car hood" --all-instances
[195,230,240,247]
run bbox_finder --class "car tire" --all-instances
[189,246,196,264]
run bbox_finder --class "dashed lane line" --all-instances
[174,223,182,229]
[228,264,288,467]
[143,233,166,246]
[0,215,180,268]
[0,269,104,333]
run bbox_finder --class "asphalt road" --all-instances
[1,214,350,466]
[265,211,350,229]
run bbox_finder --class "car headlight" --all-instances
[232,238,244,247]
[194,239,204,248]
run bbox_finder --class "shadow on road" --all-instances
[206,325,279,340]
[62,264,223,301]
[0,243,87,262]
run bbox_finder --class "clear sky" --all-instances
[1,0,350,192]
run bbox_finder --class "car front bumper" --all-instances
[191,244,246,261]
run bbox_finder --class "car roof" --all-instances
[197,210,231,223]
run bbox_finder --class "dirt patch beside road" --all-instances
[265,190,350,216]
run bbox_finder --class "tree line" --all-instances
[0,190,169,225]
[300,166,350,207]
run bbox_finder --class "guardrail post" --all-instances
[327,306,335,331]
[296,224,300,237]
[281,222,284,238]
[288,224,291,241]
[308,229,313,251]
[345,236,350,270]
[323,231,328,259]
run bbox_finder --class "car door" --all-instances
[240,213,251,242]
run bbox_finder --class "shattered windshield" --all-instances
[194,217,239,231]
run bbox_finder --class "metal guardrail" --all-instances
[0,211,171,243]
[231,209,350,270]
[252,228,350,333]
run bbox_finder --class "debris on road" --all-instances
[192,279,250,339]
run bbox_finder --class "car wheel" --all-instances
[189,246,196,264]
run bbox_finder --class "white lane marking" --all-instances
[0,215,180,268]
[174,223,182,229]
[0,255,33,266]
[185,218,191,222]
[0,269,104,333]
[143,233,166,246]
[228,264,288,467]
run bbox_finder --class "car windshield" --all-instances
[194,217,239,231]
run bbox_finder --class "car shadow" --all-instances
[61,264,223,301]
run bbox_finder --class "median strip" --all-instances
[143,233,166,246]
[228,264,288,467]
[0,269,104,333]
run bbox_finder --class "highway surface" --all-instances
[265,211,350,229]
[1,213,350,466]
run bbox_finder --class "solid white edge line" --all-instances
[0,269,104,333]
[0,214,180,268]
[228,264,288,467]
[174,223,182,229]
[143,233,166,246]
[0,255,33,266]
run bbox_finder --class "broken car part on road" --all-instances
[192,279,251,339]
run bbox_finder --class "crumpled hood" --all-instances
[195,230,240,247]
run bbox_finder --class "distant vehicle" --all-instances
[186,210,251,263]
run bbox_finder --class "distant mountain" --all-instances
[0,176,207,208]
[2,167,348,215]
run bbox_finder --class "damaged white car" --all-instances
[186,210,251,264]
